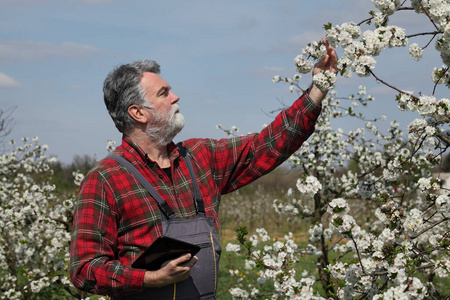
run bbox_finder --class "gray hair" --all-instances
[103,60,160,134]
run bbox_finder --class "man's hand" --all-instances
[143,254,198,288]
[309,38,338,105]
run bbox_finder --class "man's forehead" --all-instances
[141,72,170,91]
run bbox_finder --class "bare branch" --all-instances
[0,106,16,143]
[368,69,420,101]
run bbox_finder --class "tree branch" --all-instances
[418,0,440,31]
[368,69,420,101]
[410,217,450,239]
[436,132,450,147]
[432,67,449,95]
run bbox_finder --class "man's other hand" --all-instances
[143,253,198,288]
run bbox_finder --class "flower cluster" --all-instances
[409,43,423,61]
[396,93,450,125]
[432,65,450,87]
[313,70,337,91]
[106,139,116,152]
[329,211,360,238]
[371,0,401,15]
[294,41,327,74]
[327,198,350,214]
[295,175,322,199]
[333,25,408,77]
[293,40,337,91]
[325,22,362,48]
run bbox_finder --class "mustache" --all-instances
[171,104,181,115]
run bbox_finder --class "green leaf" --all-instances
[323,22,333,31]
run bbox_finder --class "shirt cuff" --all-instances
[305,94,321,112]
[292,92,322,119]
[123,268,147,295]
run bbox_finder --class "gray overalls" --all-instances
[108,144,221,299]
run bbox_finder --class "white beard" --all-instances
[145,104,185,146]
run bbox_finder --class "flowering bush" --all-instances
[231,1,450,299]
[0,138,70,299]
[0,138,105,299]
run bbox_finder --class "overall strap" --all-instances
[107,153,175,220]
[176,143,205,215]
[107,144,205,219]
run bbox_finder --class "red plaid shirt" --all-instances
[69,92,321,296]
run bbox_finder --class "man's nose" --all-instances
[170,92,179,104]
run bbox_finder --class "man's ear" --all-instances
[128,105,148,124]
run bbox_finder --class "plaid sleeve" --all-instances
[208,92,321,193]
[69,169,146,296]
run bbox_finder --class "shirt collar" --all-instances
[121,136,181,167]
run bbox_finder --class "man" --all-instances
[70,40,337,299]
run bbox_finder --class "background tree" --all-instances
[0,106,15,146]
[227,1,450,299]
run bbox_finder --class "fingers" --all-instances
[327,45,338,73]
[313,39,338,75]
[165,253,197,270]
[173,253,193,264]
[180,255,198,268]
[144,252,199,288]
[324,38,338,72]
[162,253,188,269]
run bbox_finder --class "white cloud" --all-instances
[0,72,21,88]
[0,41,102,64]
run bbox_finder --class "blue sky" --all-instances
[0,0,447,163]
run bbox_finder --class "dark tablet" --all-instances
[131,236,201,271]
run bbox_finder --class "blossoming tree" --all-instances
[0,0,449,299]
[0,138,71,299]
[0,137,104,299]
[227,0,450,299]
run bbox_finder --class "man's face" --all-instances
[140,72,185,144]
[141,72,179,115]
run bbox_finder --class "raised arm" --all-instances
[308,38,338,105]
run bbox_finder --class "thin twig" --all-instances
[351,236,367,274]
[406,31,440,39]
[432,67,449,95]
[410,217,450,239]
[368,69,420,101]
[418,0,440,30]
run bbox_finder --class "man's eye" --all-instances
[160,89,169,97]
